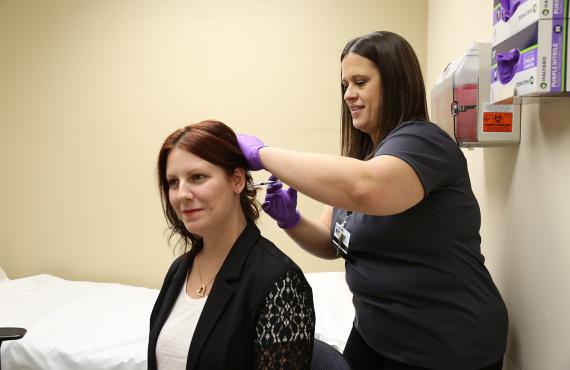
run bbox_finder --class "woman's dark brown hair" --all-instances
[340,31,429,159]
[157,120,260,253]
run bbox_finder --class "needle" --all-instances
[252,180,279,187]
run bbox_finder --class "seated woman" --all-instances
[148,120,315,370]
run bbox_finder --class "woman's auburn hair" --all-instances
[156,120,260,253]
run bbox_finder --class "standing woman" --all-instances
[237,31,508,370]
[149,120,315,370]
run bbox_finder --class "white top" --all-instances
[156,275,207,370]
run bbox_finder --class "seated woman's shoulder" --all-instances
[244,236,309,292]
[253,235,301,270]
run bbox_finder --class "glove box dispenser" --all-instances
[431,42,520,147]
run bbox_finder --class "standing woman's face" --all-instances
[341,53,382,137]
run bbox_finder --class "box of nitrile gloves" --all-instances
[490,17,569,103]
[493,0,569,45]
[564,18,570,95]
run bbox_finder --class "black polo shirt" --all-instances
[332,121,507,370]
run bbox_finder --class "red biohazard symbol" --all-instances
[483,112,513,132]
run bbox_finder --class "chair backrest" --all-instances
[0,327,27,370]
[311,338,351,370]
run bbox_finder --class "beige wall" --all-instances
[0,0,428,288]
[3,1,569,369]
[427,1,570,370]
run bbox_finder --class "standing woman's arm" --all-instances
[237,134,423,216]
[284,205,338,259]
[259,146,424,216]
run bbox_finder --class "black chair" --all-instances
[0,327,26,370]
[311,338,351,370]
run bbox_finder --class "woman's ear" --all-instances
[232,168,246,194]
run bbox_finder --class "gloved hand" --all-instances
[236,133,266,171]
[262,175,301,229]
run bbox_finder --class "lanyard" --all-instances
[332,210,353,261]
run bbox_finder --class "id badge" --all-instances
[333,222,351,256]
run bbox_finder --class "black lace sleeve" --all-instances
[254,269,315,370]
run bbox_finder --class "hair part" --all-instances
[157,120,260,254]
[340,31,429,159]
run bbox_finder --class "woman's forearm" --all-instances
[259,147,374,211]
[259,147,424,216]
[285,215,338,260]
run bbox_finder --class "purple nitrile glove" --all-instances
[262,175,301,229]
[497,48,520,84]
[236,133,266,171]
[500,0,522,22]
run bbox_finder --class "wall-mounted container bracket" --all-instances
[431,42,521,147]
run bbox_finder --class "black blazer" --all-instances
[148,222,315,370]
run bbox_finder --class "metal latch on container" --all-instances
[451,101,477,116]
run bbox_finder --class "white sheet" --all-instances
[0,272,353,369]
[0,274,158,370]
[304,271,354,352]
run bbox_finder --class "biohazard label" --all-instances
[483,111,513,132]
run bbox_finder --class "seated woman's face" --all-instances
[165,147,244,238]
